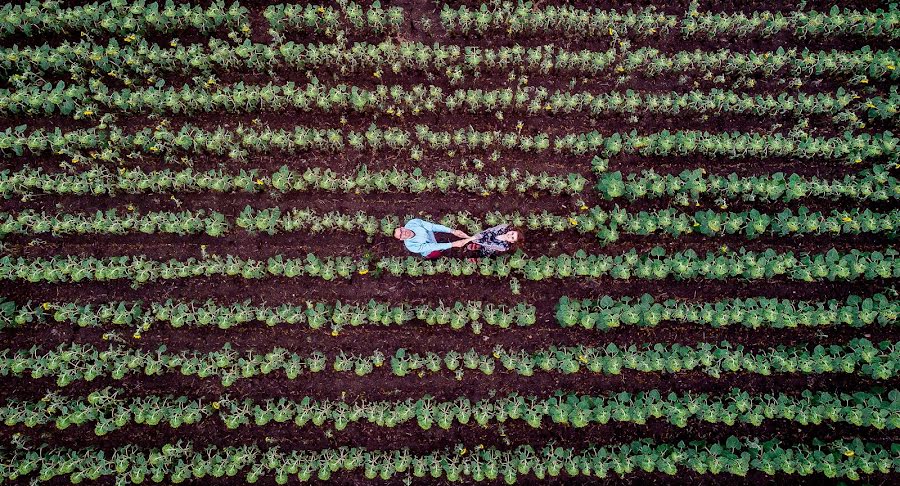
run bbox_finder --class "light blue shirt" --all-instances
[403,219,454,256]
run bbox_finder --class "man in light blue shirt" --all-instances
[394,219,474,258]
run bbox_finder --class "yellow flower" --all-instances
[170,40,178,47]
[608,27,615,35]
[127,204,135,211]
[241,25,250,33]
[212,401,220,410]
[580,205,588,211]
[149,146,159,152]
[578,355,587,363]
[844,450,855,457]
[481,191,490,196]
[477,444,484,450]
[492,352,500,359]
[867,103,876,109]
[842,216,852,222]
[41,302,51,310]
[860,77,869,84]
[102,334,110,341]
[373,70,382,79]
[83,110,93,116]
[133,332,141,339]
[854,158,862,164]
[615,66,625,73]
[330,330,339,336]
[339,116,347,125]
[255,179,264,185]
[459,448,467,455]
[358,269,369,275]
[569,218,578,226]
[888,65,896,70]
[720,245,728,253]
[516,121,524,130]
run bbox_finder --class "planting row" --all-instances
[556,294,898,330]
[0,0,248,37]
[3,163,896,203]
[2,387,896,434]
[3,0,897,44]
[440,2,899,39]
[1,124,895,161]
[0,298,536,333]
[2,206,896,241]
[595,163,898,203]
[264,1,403,37]
[1,339,895,387]
[2,248,896,285]
[0,437,892,483]
[5,39,897,82]
[0,165,586,197]
[7,81,870,119]
[4,293,892,332]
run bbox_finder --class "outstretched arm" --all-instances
[407,240,453,256]
[423,221,469,238]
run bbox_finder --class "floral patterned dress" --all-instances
[472,224,511,257]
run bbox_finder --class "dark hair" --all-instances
[506,227,524,248]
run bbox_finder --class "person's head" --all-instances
[394,227,414,240]
[497,227,524,245]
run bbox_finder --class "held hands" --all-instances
[451,236,476,248]
[452,229,469,238]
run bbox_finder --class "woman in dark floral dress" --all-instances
[466,224,524,258]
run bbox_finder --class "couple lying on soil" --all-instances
[393,218,523,259]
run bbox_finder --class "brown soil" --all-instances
[0,0,897,484]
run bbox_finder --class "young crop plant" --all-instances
[1,247,896,286]
[264,1,404,37]
[556,294,899,330]
[3,339,896,386]
[0,297,536,334]
[0,0,249,37]
[596,164,899,204]
[0,164,586,198]
[0,437,892,483]
[0,0,898,480]
[683,1,900,39]
[440,2,677,38]
[3,388,895,435]
[8,37,895,84]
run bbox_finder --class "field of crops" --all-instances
[0,0,898,484]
